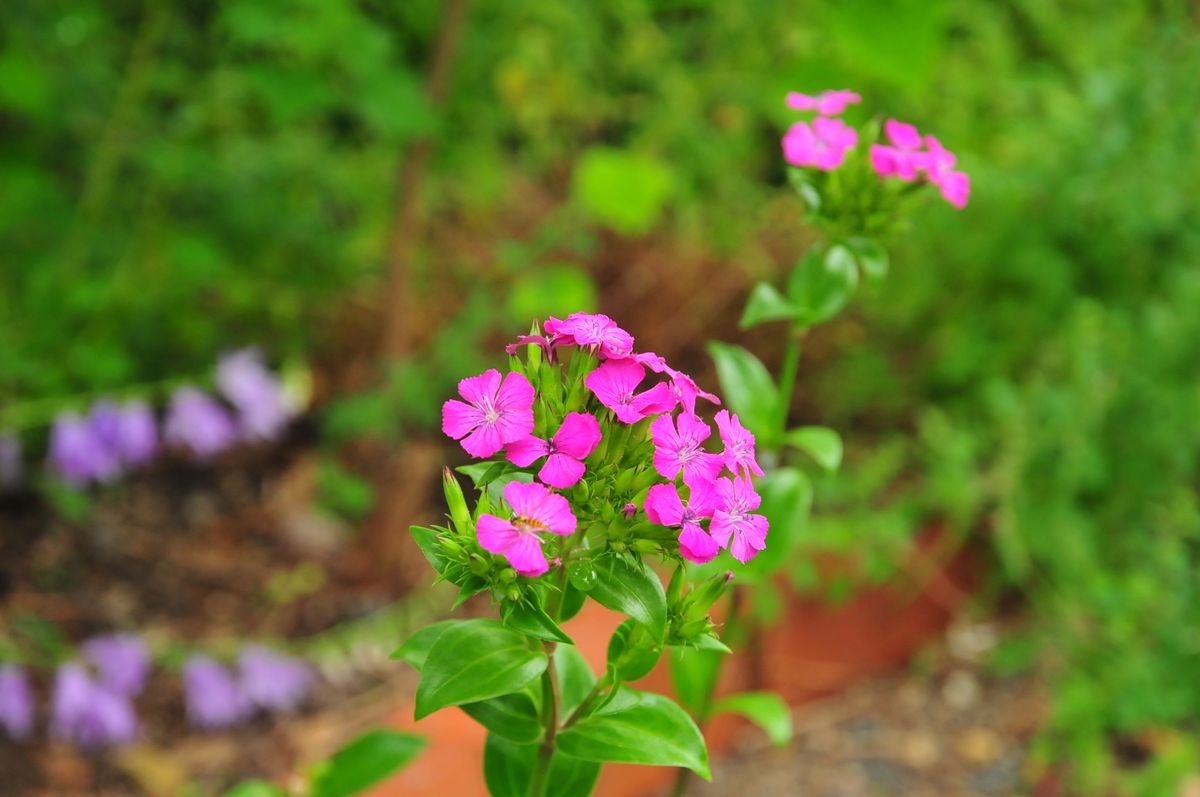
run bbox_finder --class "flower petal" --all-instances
[645,483,685,526]
[477,514,521,555]
[458,369,501,407]
[504,532,549,577]
[497,372,535,413]
[443,399,484,440]
[552,412,602,459]
[506,435,548,467]
[539,453,586,489]
[678,522,720,564]
[461,422,505,458]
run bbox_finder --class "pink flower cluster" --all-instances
[442,313,770,575]
[781,90,861,172]
[870,119,970,209]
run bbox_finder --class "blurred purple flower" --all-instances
[49,413,120,485]
[164,388,237,459]
[216,349,292,442]
[83,634,151,697]
[91,401,158,467]
[0,664,35,740]
[51,662,137,748]
[0,432,21,490]
[237,645,314,713]
[183,655,252,730]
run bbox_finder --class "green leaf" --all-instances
[502,599,574,645]
[414,620,548,719]
[587,557,667,643]
[462,691,541,744]
[712,692,793,747]
[607,618,663,682]
[391,620,456,669]
[739,282,799,328]
[558,581,587,622]
[746,467,812,578]
[689,634,732,654]
[309,730,426,797]
[556,645,598,715]
[571,147,674,236]
[223,782,287,797]
[783,426,843,472]
[557,688,710,779]
[845,236,889,280]
[410,526,449,576]
[483,734,600,797]
[706,342,779,440]
[670,646,723,717]
[787,246,859,326]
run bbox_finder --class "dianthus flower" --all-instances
[477,482,577,577]
[585,359,677,424]
[83,633,151,697]
[785,89,861,116]
[183,655,253,730]
[645,481,719,564]
[709,477,769,564]
[506,412,601,489]
[217,349,292,441]
[545,313,634,360]
[0,665,34,740]
[714,410,763,478]
[870,121,970,209]
[650,413,724,486]
[237,645,314,713]
[51,662,138,748]
[634,353,719,417]
[49,412,120,485]
[442,369,535,458]
[165,387,238,459]
[782,117,859,172]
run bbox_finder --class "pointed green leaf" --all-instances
[739,282,799,328]
[845,236,889,280]
[410,526,449,575]
[706,342,779,441]
[556,645,597,715]
[502,599,573,644]
[587,557,667,643]
[787,246,859,326]
[309,730,426,797]
[670,646,723,717]
[557,688,710,779]
[414,620,547,719]
[784,426,843,472]
[391,620,457,669]
[607,618,663,682]
[483,734,601,797]
[712,692,793,747]
[462,691,541,744]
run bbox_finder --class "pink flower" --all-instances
[869,145,921,181]
[936,170,970,210]
[786,89,861,116]
[585,359,678,424]
[645,481,719,564]
[545,313,634,360]
[635,352,719,416]
[443,369,535,458]
[505,412,602,488]
[476,482,577,577]
[884,119,923,150]
[782,117,859,172]
[650,413,724,486]
[714,410,763,478]
[870,125,970,209]
[709,477,769,564]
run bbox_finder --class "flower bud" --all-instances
[611,541,627,553]
[506,586,522,602]
[666,565,685,605]
[468,555,490,576]
[499,568,517,583]
[683,571,734,622]
[439,536,467,561]
[631,539,659,555]
[621,502,637,519]
[443,468,472,535]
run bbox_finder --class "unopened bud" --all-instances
[506,586,522,601]
[666,565,685,605]
[468,555,489,576]
[499,568,517,583]
[684,570,734,621]
[631,539,659,555]
[622,502,637,519]
[611,541,628,553]
[443,468,472,535]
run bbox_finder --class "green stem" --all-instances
[529,646,560,797]
[775,326,804,440]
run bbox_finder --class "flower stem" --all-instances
[529,646,560,797]
[775,326,805,442]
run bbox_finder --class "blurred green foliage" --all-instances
[3,0,1199,790]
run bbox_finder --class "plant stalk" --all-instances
[529,646,560,797]
[775,325,804,439]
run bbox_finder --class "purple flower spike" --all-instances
[0,432,21,490]
[183,655,253,729]
[83,634,151,697]
[51,662,138,748]
[89,401,158,468]
[216,349,292,442]
[165,388,237,459]
[0,665,35,740]
[49,413,121,485]
[237,646,314,713]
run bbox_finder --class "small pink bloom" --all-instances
[636,353,718,416]
[505,412,602,488]
[869,144,921,181]
[782,117,859,172]
[884,119,923,150]
[786,89,861,116]
[585,359,678,424]
[505,334,558,363]
[476,482,576,577]
[935,170,970,209]
[546,313,634,360]
[709,477,769,564]
[650,413,724,486]
[714,410,763,478]
[442,369,535,458]
[921,135,958,176]
[645,482,719,564]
